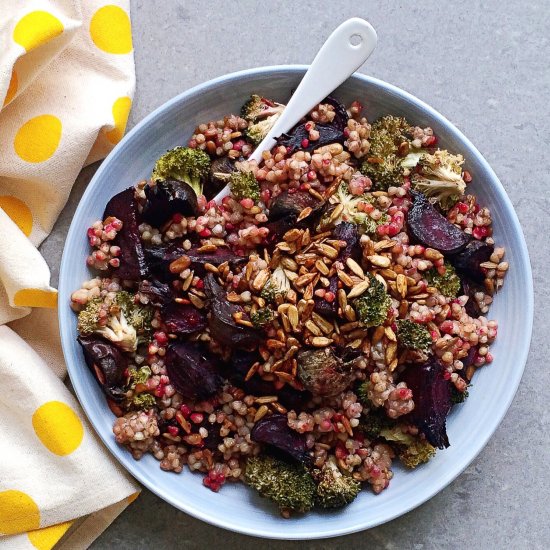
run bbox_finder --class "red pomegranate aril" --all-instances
[301,138,309,148]
[190,413,204,424]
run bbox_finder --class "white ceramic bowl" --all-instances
[58,66,533,539]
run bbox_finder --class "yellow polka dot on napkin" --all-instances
[106,96,132,143]
[90,5,132,54]
[3,69,18,107]
[0,490,40,535]
[32,401,84,456]
[27,520,73,550]
[14,114,62,163]
[13,11,64,52]
[0,196,33,236]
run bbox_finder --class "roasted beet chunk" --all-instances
[78,335,128,401]
[103,188,148,280]
[226,351,311,410]
[251,413,311,464]
[138,279,173,306]
[266,190,323,239]
[142,179,199,226]
[165,342,223,400]
[207,156,236,198]
[145,242,245,279]
[204,274,261,349]
[314,276,338,318]
[400,357,452,448]
[275,96,348,153]
[333,222,361,262]
[407,191,470,255]
[161,302,207,335]
[452,240,494,283]
[461,278,484,317]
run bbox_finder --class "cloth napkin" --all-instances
[0,1,141,548]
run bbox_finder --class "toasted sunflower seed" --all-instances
[346,258,365,279]
[283,228,302,242]
[374,239,396,252]
[311,336,333,347]
[315,259,330,275]
[396,274,408,298]
[254,405,269,422]
[337,270,354,287]
[347,279,371,299]
[317,243,339,260]
[252,269,270,291]
[367,254,391,268]
[372,326,386,345]
[287,305,300,330]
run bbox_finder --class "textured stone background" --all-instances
[42,1,549,548]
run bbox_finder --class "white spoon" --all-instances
[213,17,377,203]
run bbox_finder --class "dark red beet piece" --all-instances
[225,351,311,410]
[161,302,207,335]
[204,274,261,349]
[78,335,128,402]
[333,222,361,262]
[452,240,494,283]
[251,413,311,464]
[103,188,149,280]
[207,156,236,198]
[275,96,348,153]
[165,342,223,400]
[142,179,199,226]
[407,191,470,255]
[314,276,338,318]
[400,357,452,449]
[145,242,245,279]
[461,278,484,317]
[138,279,173,306]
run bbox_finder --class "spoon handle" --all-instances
[214,17,377,202]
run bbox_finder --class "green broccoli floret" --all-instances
[132,393,156,409]
[250,308,274,328]
[314,457,361,509]
[241,94,285,145]
[259,266,290,302]
[151,146,210,196]
[244,455,316,514]
[229,170,260,202]
[425,261,461,298]
[358,408,394,439]
[360,115,416,190]
[354,275,392,328]
[398,439,436,468]
[380,425,416,445]
[396,319,433,353]
[451,385,470,404]
[77,292,152,352]
[411,150,466,211]
[127,366,152,388]
[325,183,388,234]
[355,380,372,408]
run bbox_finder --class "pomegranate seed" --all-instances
[485,352,493,363]
[457,202,469,214]
[343,127,350,138]
[398,388,411,399]
[180,404,192,417]
[304,122,313,131]
[425,135,437,146]
[240,198,254,209]
[387,223,400,236]
[322,158,330,166]
[301,138,309,148]
[199,228,211,237]
[443,371,451,380]
[377,224,389,236]
[168,425,179,436]
[324,291,335,303]
[172,213,183,223]
[190,413,204,424]
[154,331,168,345]
[307,170,317,181]
[195,279,204,290]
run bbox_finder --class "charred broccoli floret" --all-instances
[380,426,436,468]
[325,183,388,234]
[398,439,436,468]
[396,319,433,353]
[229,170,261,202]
[127,366,152,388]
[355,380,373,408]
[241,94,285,146]
[250,307,274,328]
[411,150,466,210]
[132,393,156,409]
[152,146,210,196]
[354,275,392,327]
[260,266,290,302]
[244,455,316,514]
[358,409,394,439]
[451,385,470,404]
[360,115,415,190]
[77,292,152,352]
[314,457,361,508]
[425,262,461,298]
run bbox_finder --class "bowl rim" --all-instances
[59,64,534,539]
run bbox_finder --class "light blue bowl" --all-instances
[59,66,533,539]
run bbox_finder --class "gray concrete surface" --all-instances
[41,0,550,548]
